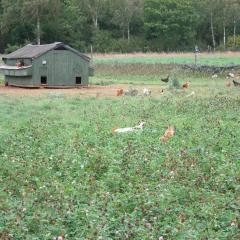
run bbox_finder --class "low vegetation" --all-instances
[0,75,3,84]
[0,62,239,239]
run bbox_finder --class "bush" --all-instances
[0,75,4,84]
[92,30,115,53]
[4,44,22,54]
[91,30,147,53]
[227,35,240,50]
[170,74,181,89]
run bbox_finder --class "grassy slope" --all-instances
[0,73,239,239]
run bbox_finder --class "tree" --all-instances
[227,0,240,48]
[112,0,142,42]
[196,0,219,51]
[0,0,239,53]
[144,0,198,51]
[82,0,107,29]
[203,0,240,50]
[0,0,3,51]
[62,0,91,50]
[0,0,33,48]
[22,0,50,45]
[217,0,234,50]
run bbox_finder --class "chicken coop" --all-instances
[0,42,93,88]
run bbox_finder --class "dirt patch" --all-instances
[0,85,165,98]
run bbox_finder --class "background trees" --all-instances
[144,0,198,51]
[0,0,240,53]
[112,0,143,42]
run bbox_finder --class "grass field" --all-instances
[91,63,218,86]
[93,52,240,66]
[0,56,240,239]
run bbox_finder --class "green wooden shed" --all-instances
[0,42,93,88]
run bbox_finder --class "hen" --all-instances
[226,82,231,87]
[161,75,170,83]
[160,126,175,143]
[112,122,145,134]
[182,82,189,89]
[116,89,124,96]
[233,79,240,87]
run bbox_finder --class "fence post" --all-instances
[194,45,199,66]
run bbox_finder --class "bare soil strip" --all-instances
[0,85,165,97]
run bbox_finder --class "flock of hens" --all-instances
[112,70,240,143]
[113,74,183,142]
[116,75,190,97]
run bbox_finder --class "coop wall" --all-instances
[5,76,34,87]
[33,50,89,87]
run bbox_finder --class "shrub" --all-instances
[227,35,240,50]
[170,74,181,89]
[4,44,22,54]
[92,30,115,53]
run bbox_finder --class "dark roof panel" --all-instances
[3,42,90,61]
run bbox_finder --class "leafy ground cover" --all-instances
[0,64,239,239]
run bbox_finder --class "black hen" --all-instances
[233,79,240,87]
[161,75,169,83]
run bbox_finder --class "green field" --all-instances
[0,62,240,239]
[93,53,240,66]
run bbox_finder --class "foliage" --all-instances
[144,0,198,51]
[4,43,23,54]
[227,35,240,49]
[91,30,115,52]
[170,74,181,89]
[0,0,240,53]
[112,0,142,41]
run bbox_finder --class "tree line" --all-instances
[0,0,240,53]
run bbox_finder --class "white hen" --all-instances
[113,122,145,133]
[143,88,151,96]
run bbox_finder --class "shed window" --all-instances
[16,59,24,67]
[41,76,47,85]
[76,77,82,85]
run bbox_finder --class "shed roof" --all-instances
[3,42,90,62]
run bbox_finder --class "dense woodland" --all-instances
[0,0,240,53]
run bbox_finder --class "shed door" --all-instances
[54,52,68,86]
